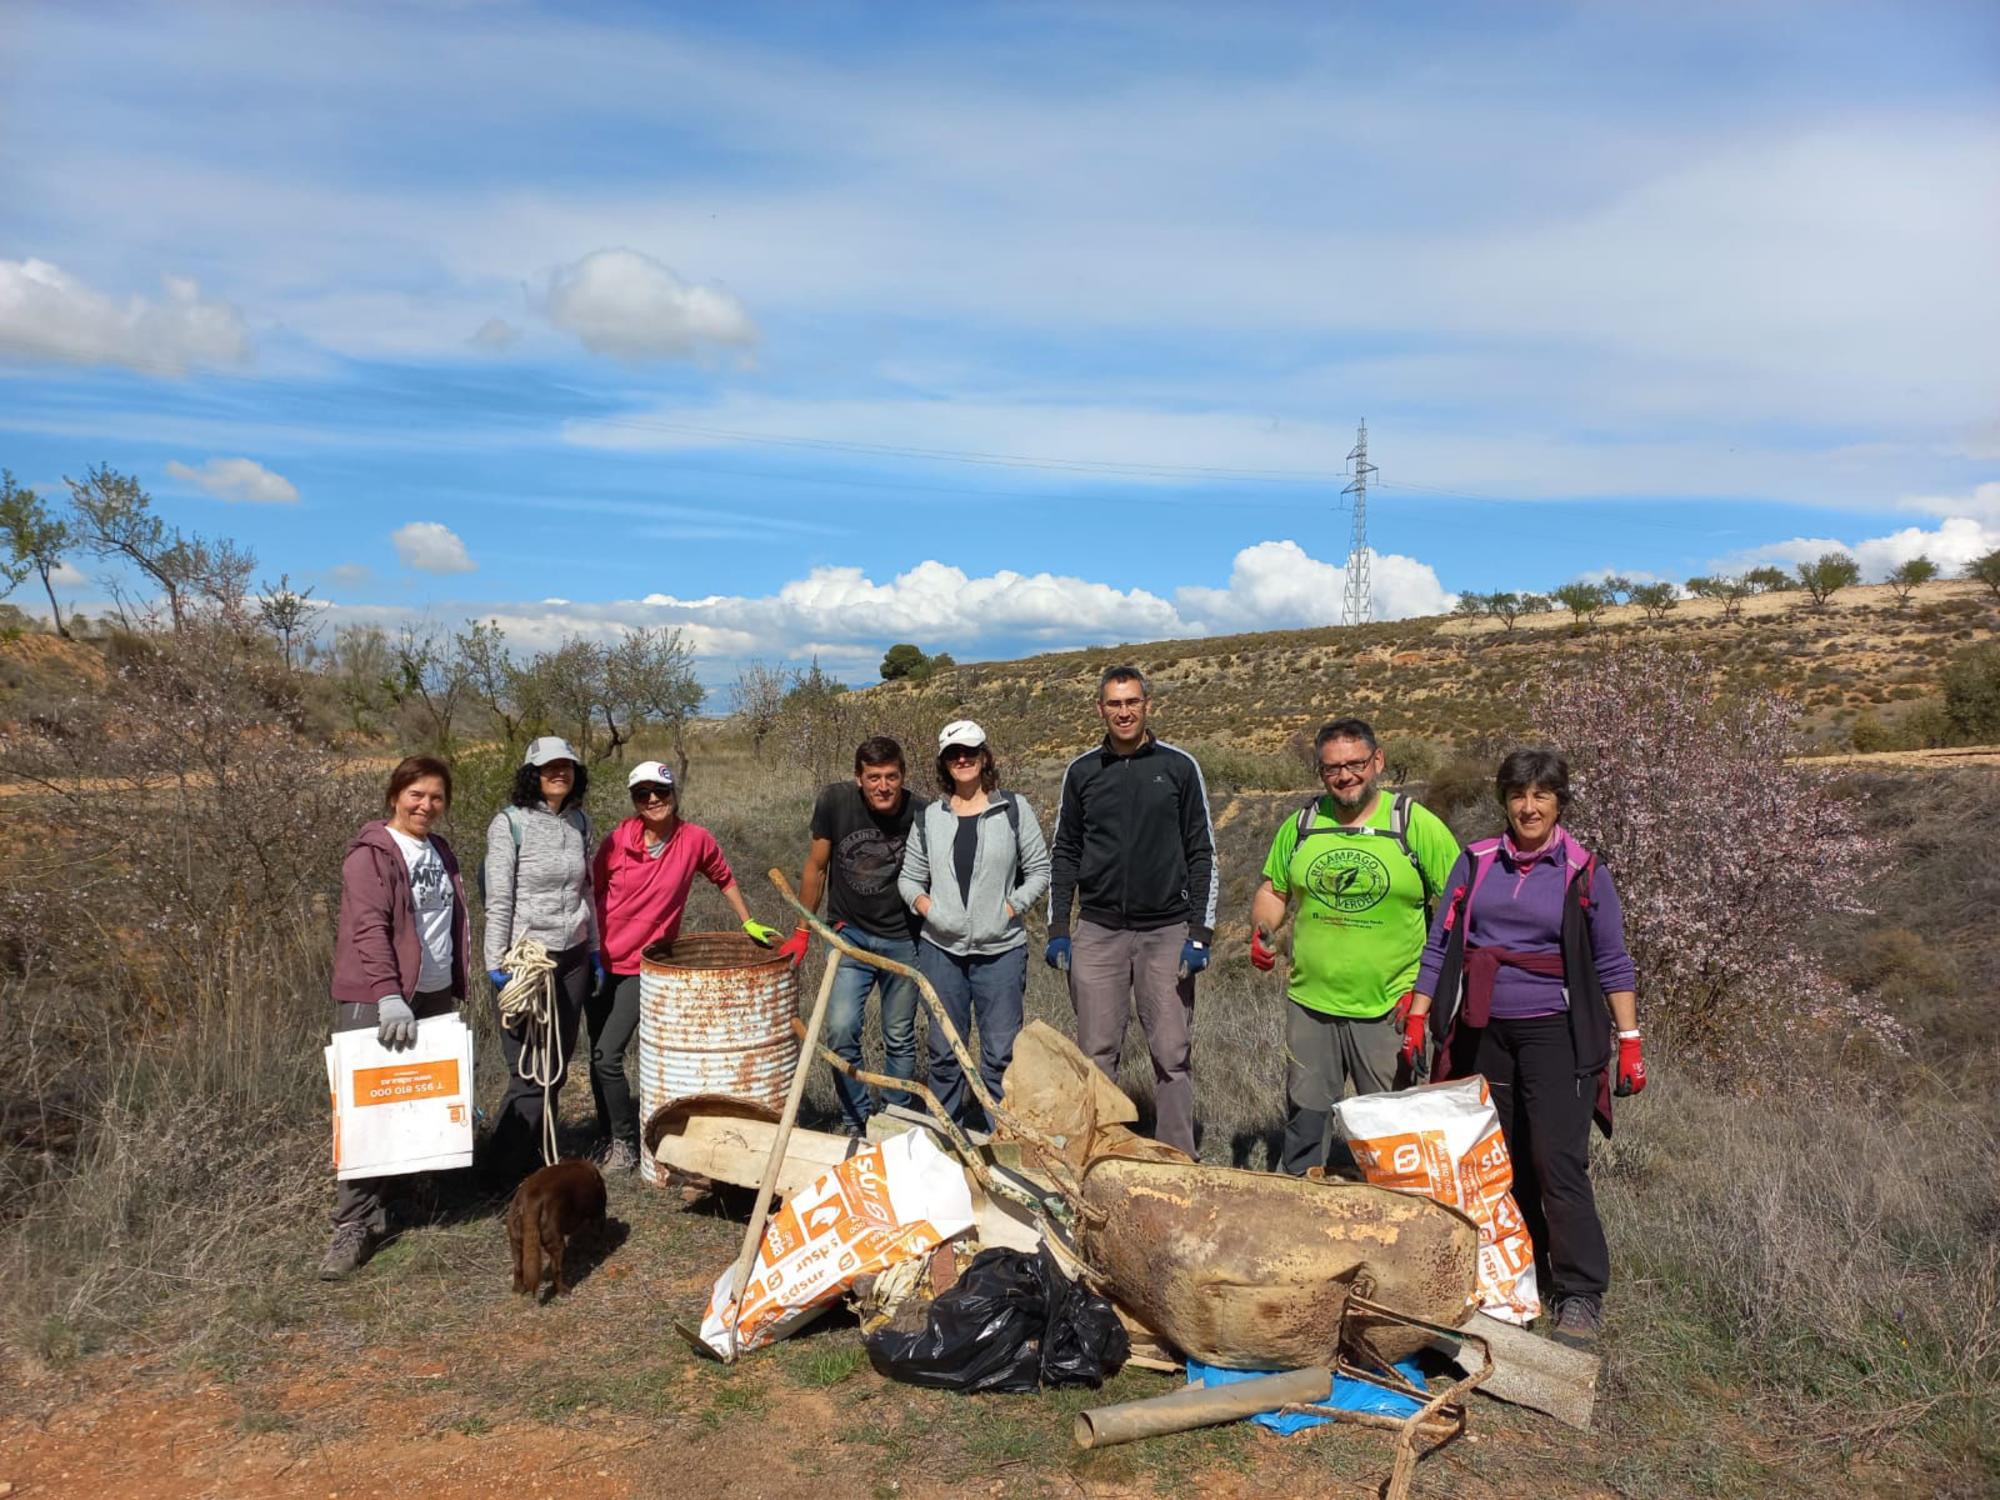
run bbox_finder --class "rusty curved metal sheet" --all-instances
[1078,1157,1479,1369]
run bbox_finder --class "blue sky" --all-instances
[2,0,1995,686]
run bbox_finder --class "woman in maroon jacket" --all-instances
[321,754,471,1280]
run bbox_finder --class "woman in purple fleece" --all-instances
[1402,748,1646,1349]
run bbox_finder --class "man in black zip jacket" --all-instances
[1044,664,1216,1157]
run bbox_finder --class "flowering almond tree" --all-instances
[1532,647,1899,1069]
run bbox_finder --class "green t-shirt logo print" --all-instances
[1305,846,1392,913]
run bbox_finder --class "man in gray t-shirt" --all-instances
[777,736,928,1135]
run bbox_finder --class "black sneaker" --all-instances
[842,1120,868,1141]
[1550,1294,1604,1349]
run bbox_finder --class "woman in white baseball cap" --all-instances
[482,737,599,1180]
[585,759,781,1169]
[897,720,1050,1130]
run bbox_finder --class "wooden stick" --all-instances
[721,887,842,1362]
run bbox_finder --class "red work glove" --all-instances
[1397,997,1428,1070]
[773,924,810,969]
[1614,1030,1646,1097]
[1249,928,1278,972]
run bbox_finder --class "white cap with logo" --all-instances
[626,760,677,790]
[937,719,987,751]
[523,736,581,767]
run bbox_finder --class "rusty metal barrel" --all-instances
[636,931,800,1186]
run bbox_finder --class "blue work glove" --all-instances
[589,951,605,985]
[376,994,418,1049]
[1044,936,1071,972]
[1177,939,1210,981]
[488,967,510,990]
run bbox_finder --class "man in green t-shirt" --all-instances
[1250,717,1460,1176]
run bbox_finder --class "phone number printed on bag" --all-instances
[352,1058,462,1107]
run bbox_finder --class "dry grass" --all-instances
[3,628,1998,1492]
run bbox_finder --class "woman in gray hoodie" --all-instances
[898,720,1050,1130]
[483,736,599,1177]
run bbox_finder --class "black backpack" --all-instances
[1292,791,1437,919]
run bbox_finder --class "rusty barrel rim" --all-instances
[640,930,792,973]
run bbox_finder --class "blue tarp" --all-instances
[1184,1357,1428,1436]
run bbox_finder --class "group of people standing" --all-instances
[322,663,1648,1347]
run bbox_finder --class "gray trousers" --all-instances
[1069,918,1196,1156]
[1280,999,1400,1177]
[330,988,457,1233]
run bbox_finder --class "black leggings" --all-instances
[585,971,644,1148]
[1469,1013,1611,1301]
[488,943,591,1177]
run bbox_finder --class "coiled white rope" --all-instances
[496,936,562,1168]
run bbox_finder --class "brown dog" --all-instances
[507,1160,607,1298]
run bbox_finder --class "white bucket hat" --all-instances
[937,719,987,752]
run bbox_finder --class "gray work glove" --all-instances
[376,994,418,1049]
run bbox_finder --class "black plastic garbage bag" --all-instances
[866,1247,1129,1394]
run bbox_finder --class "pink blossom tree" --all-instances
[1531,647,1899,1069]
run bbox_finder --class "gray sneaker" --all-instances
[1550,1295,1604,1349]
[598,1139,640,1174]
[317,1221,373,1281]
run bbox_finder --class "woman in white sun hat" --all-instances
[483,736,598,1180]
[587,759,781,1170]
[898,720,1050,1131]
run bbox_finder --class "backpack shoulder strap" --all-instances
[1000,790,1021,887]
[504,805,523,850]
[1387,792,1436,914]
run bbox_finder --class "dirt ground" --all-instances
[0,1161,1667,1500]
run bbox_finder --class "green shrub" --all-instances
[1941,642,2000,743]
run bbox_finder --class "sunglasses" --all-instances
[942,746,983,763]
[631,785,676,804]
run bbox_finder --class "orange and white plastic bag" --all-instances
[1333,1077,1541,1324]
[699,1126,975,1357]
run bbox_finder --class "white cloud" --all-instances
[50,560,89,587]
[0,258,250,374]
[391,521,476,574]
[469,316,520,351]
[1715,516,2000,581]
[1900,480,2000,525]
[1174,540,1452,630]
[327,538,1454,674]
[164,456,299,503]
[541,249,757,361]
[325,562,373,588]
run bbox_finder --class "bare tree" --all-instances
[66,464,255,629]
[329,624,395,733]
[455,617,528,742]
[255,573,322,668]
[0,471,77,638]
[392,621,472,751]
[732,660,790,760]
[1687,574,1754,623]
[607,626,704,784]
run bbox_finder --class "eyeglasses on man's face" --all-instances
[1317,755,1376,780]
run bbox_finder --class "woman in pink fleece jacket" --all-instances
[585,760,780,1170]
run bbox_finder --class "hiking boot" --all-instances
[597,1138,640,1174]
[1550,1294,1604,1349]
[317,1221,374,1281]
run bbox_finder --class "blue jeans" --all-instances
[826,928,922,1129]
[918,940,1028,1131]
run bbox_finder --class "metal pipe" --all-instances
[1073,1367,1333,1450]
